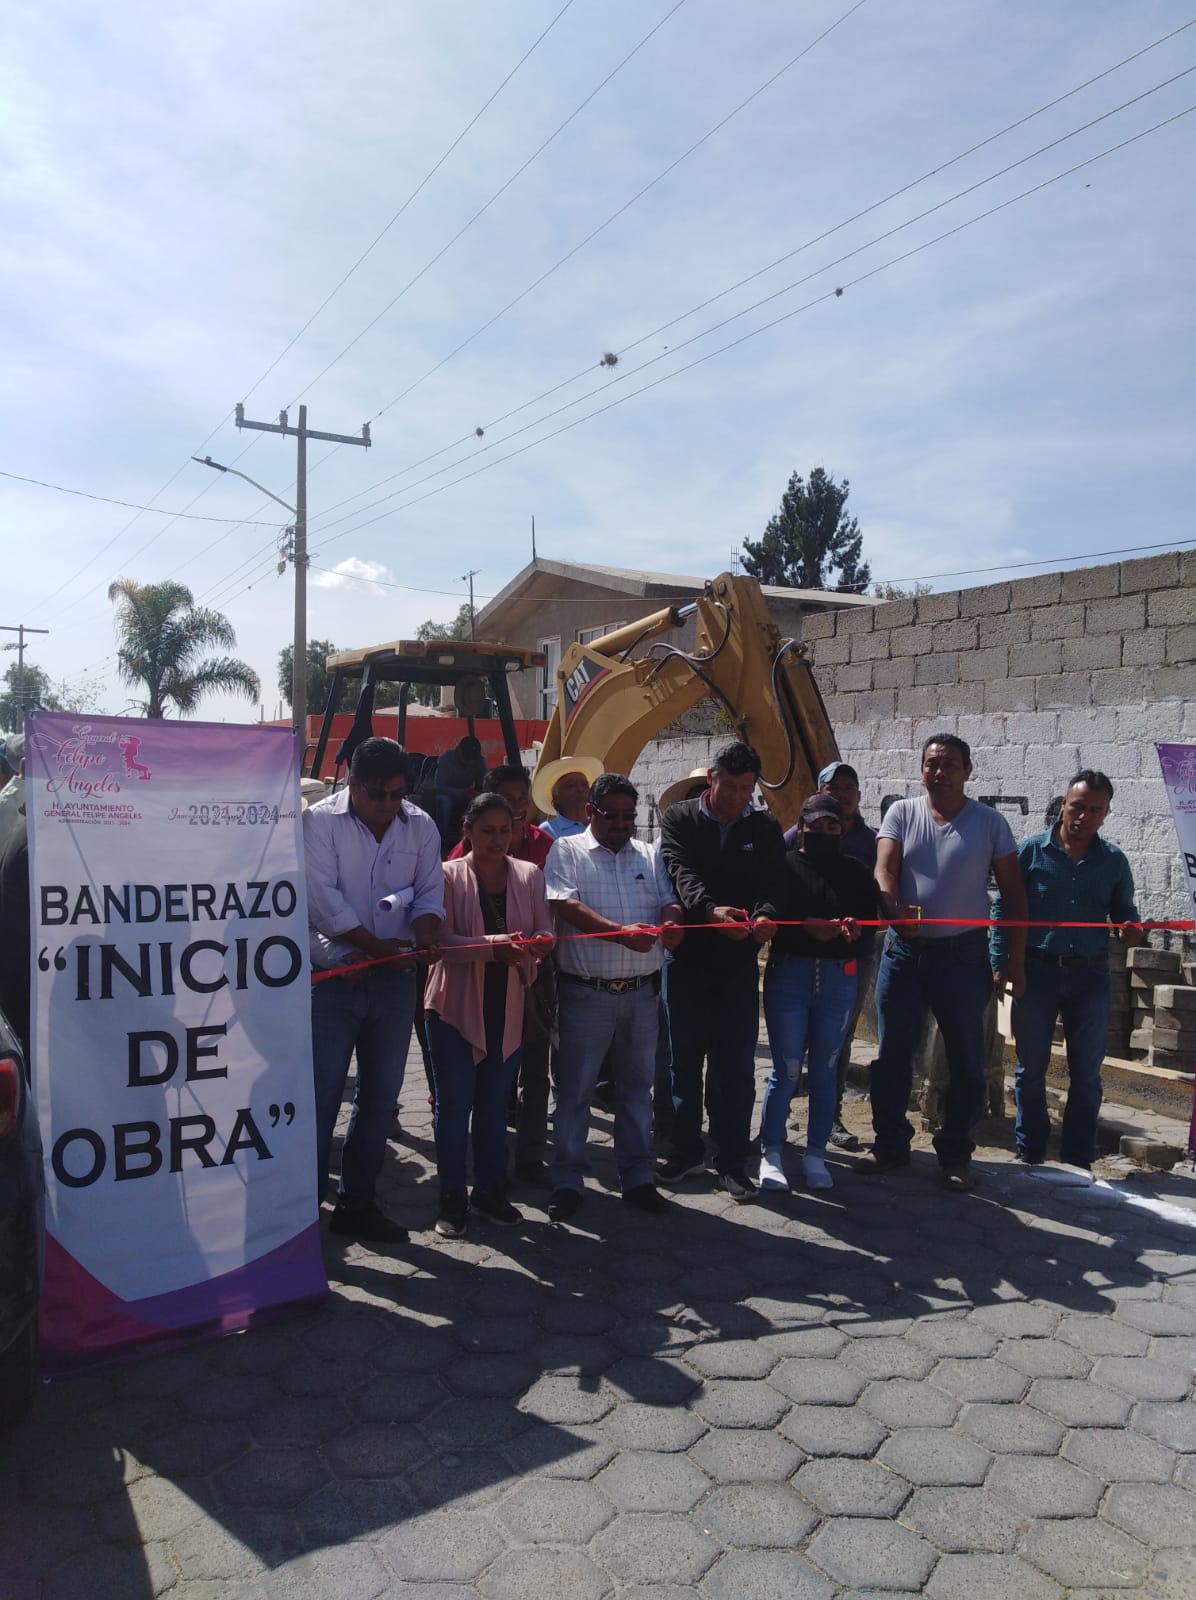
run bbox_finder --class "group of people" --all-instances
[304,731,1142,1243]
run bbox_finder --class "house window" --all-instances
[538,636,560,719]
[577,621,628,647]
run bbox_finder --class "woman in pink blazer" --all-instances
[424,793,554,1237]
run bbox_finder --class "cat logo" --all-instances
[562,653,611,726]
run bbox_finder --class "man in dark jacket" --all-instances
[659,741,785,1200]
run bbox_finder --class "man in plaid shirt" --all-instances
[544,773,684,1221]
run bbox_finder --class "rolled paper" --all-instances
[378,887,415,914]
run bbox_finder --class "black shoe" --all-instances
[1016,1149,1045,1166]
[513,1159,552,1190]
[329,1202,409,1243]
[470,1189,522,1227]
[854,1150,911,1176]
[547,1187,582,1222]
[434,1192,468,1239]
[623,1183,669,1214]
[828,1120,861,1152]
[656,1155,707,1186]
[719,1168,757,1204]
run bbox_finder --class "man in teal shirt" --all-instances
[992,769,1141,1172]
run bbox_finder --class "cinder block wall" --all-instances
[628,551,1195,932]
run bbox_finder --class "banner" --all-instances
[1155,744,1196,1158]
[25,714,326,1370]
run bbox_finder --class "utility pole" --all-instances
[235,403,370,760]
[1,624,51,706]
[461,570,480,639]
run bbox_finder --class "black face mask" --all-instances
[801,832,841,865]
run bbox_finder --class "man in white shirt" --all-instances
[305,737,444,1241]
[861,733,1027,1192]
[543,773,683,1220]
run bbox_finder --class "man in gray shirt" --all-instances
[859,734,1027,1191]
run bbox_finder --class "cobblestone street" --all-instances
[2,1052,1195,1600]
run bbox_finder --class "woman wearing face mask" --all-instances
[757,792,881,1193]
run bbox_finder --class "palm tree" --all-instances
[107,579,260,718]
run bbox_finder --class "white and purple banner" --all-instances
[25,714,326,1370]
[1155,743,1196,1157]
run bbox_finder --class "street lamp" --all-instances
[192,455,308,743]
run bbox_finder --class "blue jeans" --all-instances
[664,956,761,1174]
[426,1014,520,1195]
[312,966,416,1210]
[553,980,660,1192]
[1012,958,1110,1167]
[872,929,992,1168]
[760,955,857,1154]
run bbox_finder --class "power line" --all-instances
[0,467,289,525]
[305,20,1194,533]
[308,85,1196,549]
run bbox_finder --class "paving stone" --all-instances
[925,1552,1064,1599]
[780,1405,889,1458]
[594,1450,710,1511]
[1062,1425,1177,1482]
[1059,1314,1151,1356]
[957,1402,1066,1455]
[995,1337,1092,1379]
[690,1379,790,1428]
[1114,1301,1196,1336]
[688,1428,804,1482]
[100,1473,212,1541]
[1093,1356,1193,1402]
[503,1425,616,1480]
[859,1377,960,1428]
[258,1543,392,1600]
[792,1458,911,1517]
[1175,1455,1196,1493]
[902,1485,1023,1553]
[1021,1517,1149,1588]
[908,1319,998,1357]
[969,1303,1061,1338]
[986,1453,1104,1517]
[930,1357,1028,1403]
[840,1337,937,1380]
[46,1539,181,1600]
[534,1335,619,1376]
[807,1515,938,1590]
[295,1476,420,1544]
[591,1511,719,1584]
[212,1448,330,1509]
[1148,1334,1196,1367]
[479,1546,611,1600]
[748,1322,849,1358]
[516,1377,613,1427]
[379,1509,505,1582]
[320,1422,428,1477]
[600,1403,708,1453]
[877,1428,993,1486]
[699,1481,818,1547]
[1132,1401,1196,1452]
[700,1549,834,1600]
[494,1476,615,1542]
[343,1374,447,1425]
[767,1357,866,1406]
[1103,1482,1196,1546]
[604,1356,699,1405]
[684,1339,784,1379]
[445,1352,537,1398]
[1149,1545,1196,1600]
[1026,1377,1133,1427]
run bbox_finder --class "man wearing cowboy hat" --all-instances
[532,755,604,841]
[657,767,710,821]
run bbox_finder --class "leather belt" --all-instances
[559,971,660,995]
[1027,949,1109,969]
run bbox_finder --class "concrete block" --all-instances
[959,581,1011,617]
[978,612,1031,648]
[1148,587,1196,626]
[1009,572,1063,608]
[956,713,1002,750]
[897,686,939,717]
[914,653,959,685]
[1090,667,1147,706]
[975,746,1026,782]
[1016,641,1063,676]
[836,605,875,635]
[1119,551,1182,592]
[1071,740,1139,778]
[1147,1047,1194,1070]
[1062,635,1122,672]
[959,646,1008,683]
[837,662,873,692]
[1024,744,1079,779]
[1061,562,1120,602]
[873,656,915,689]
[874,598,916,629]
[1147,1025,1196,1052]
[1029,602,1085,640]
[1003,711,1060,744]
[1155,985,1196,1011]
[1151,665,1196,701]
[1166,625,1196,663]
[932,619,979,651]
[889,624,934,658]
[1121,630,1166,666]
[813,631,852,665]
[912,716,956,749]
[939,682,985,715]
[985,678,1037,712]
[1086,594,1146,635]
[1182,549,1196,585]
[1035,674,1092,710]
[1058,706,1119,742]
[855,689,897,722]
[915,591,960,623]
[800,610,838,641]
[1115,703,1180,744]
[835,721,868,749]
[851,629,891,662]
[1127,948,1183,976]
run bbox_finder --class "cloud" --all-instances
[310,555,393,593]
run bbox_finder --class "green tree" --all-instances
[871,580,932,600]
[0,660,61,732]
[741,467,871,593]
[409,604,476,706]
[107,579,260,718]
[278,640,358,717]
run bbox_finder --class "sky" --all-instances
[2,0,1193,723]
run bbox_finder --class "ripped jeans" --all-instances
[758,953,857,1154]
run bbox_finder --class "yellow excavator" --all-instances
[531,572,840,833]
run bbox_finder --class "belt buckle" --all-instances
[607,979,629,994]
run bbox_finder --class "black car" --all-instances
[0,1006,43,1425]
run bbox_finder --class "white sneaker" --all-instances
[758,1149,789,1191]
[803,1153,833,1190]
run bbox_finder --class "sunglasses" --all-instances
[360,783,406,803]
[592,806,637,822]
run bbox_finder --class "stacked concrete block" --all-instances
[1149,984,1196,1072]
[1126,948,1192,1070]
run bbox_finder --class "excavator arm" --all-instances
[532,573,840,833]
